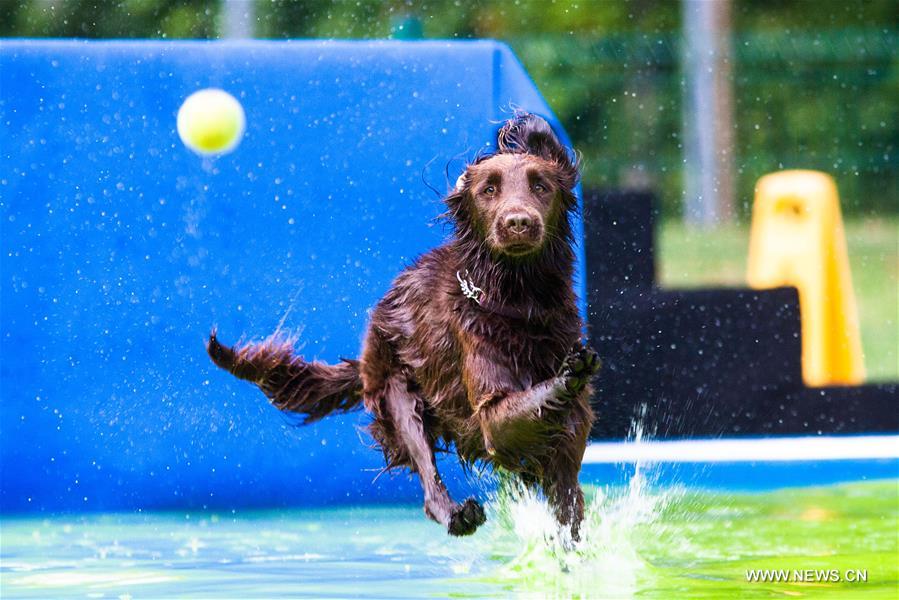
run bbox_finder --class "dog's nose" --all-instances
[505,213,533,235]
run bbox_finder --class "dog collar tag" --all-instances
[456,270,484,305]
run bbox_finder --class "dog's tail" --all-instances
[206,329,363,424]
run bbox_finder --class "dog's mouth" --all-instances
[493,224,544,257]
[499,241,540,256]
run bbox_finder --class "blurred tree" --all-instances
[0,0,219,38]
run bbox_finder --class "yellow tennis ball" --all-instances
[177,88,246,155]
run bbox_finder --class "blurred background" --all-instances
[3,0,895,379]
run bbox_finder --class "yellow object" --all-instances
[747,170,865,386]
[176,88,245,155]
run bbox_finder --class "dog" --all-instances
[207,113,600,539]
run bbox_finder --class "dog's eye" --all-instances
[533,182,547,193]
[483,185,496,195]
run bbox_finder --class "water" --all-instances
[2,476,896,599]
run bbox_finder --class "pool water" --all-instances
[2,474,896,599]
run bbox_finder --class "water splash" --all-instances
[476,417,676,598]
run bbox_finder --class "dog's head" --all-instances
[446,114,579,258]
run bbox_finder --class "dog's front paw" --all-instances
[448,498,486,536]
[559,345,601,394]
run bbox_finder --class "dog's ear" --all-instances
[497,113,573,169]
[440,172,471,232]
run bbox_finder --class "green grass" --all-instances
[657,218,898,381]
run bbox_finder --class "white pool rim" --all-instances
[583,434,899,463]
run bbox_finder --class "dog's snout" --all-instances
[504,213,533,235]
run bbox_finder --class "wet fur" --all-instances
[208,114,599,539]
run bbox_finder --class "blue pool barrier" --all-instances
[0,40,585,512]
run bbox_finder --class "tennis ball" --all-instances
[177,88,246,155]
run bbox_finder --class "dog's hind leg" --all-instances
[540,386,594,544]
[370,374,486,536]
[542,452,586,544]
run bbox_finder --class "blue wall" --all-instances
[0,40,584,512]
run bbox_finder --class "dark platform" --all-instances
[584,189,898,439]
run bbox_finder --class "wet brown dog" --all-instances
[207,113,599,539]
